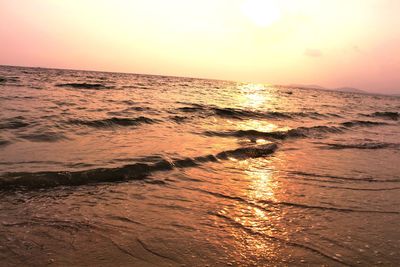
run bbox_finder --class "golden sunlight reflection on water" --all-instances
[235,83,291,130]
[242,158,278,202]
[238,83,270,109]
[212,80,294,261]
[230,119,290,133]
[214,154,290,263]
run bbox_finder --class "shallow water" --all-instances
[0,65,399,266]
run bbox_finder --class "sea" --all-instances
[0,65,399,266]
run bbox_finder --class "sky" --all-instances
[0,0,399,93]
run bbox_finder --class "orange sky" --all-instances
[1,0,399,93]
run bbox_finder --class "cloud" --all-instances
[304,48,322,57]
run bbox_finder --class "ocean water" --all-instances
[0,65,399,266]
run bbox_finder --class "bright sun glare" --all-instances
[241,0,282,27]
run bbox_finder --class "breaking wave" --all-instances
[0,143,277,189]
[204,125,342,140]
[204,119,391,140]
[176,104,338,120]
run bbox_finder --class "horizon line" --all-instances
[0,63,231,83]
[1,63,397,96]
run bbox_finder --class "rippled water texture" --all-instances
[0,65,400,266]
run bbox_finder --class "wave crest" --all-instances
[0,117,29,130]
[204,125,343,140]
[341,120,388,127]
[0,143,277,189]
[321,142,399,150]
[68,116,159,128]
[370,111,399,121]
[177,104,337,120]
[55,83,113,89]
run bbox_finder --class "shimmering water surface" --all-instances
[0,65,399,266]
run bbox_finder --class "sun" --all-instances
[241,0,282,27]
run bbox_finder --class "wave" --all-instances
[19,132,68,142]
[118,100,138,105]
[321,142,400,150]
[340,120,388,127]
[213,107,294,119]
[215,143,278,159]
[0,76,19,84]
[68,116,159,128]
[204,125,343,140]
[204,119,391,141]
[55,83,114,89]
[0,117,29,130]
[367,112,399,121]
[0,143,277,189]
[294,125,344,135]
[204,129,295,140]
[169,115,190,123]
[176,104,337,120]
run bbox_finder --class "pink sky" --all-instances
[1,0,400,93]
